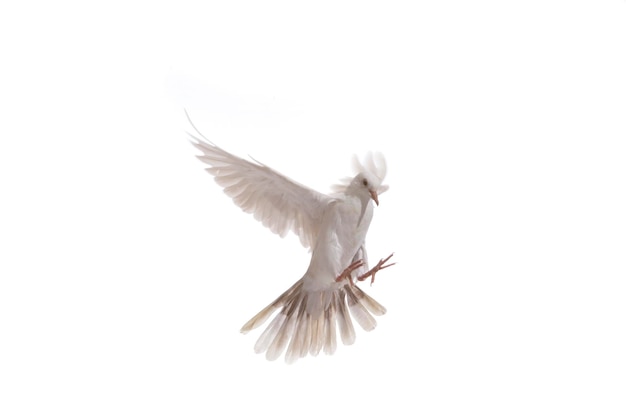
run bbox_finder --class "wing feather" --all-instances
[188,117,333,248]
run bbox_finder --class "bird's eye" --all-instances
[362,178,369,187]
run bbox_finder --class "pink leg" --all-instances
[335,259,365,283]
[357,253,396,285]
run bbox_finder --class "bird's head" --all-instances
[332,152,389,206]
[348,173,383,205]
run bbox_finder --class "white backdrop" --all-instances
[1,1,625,416]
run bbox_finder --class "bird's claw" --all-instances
[335,259,365,283]
[357,253,396,285]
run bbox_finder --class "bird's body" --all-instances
[304,194,372,292]
[188,117,393,363]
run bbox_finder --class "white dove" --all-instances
[188,117,394,363]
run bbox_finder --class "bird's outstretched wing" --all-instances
[188,117,333,249]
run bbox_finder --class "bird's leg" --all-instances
[335,259,365,284]
[357,253,396,285]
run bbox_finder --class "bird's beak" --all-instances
[369,190,379,206]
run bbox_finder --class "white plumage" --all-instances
[188,116,394,363]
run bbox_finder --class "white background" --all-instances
[1,1,625,416]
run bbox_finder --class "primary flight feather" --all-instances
[188,116,394,363]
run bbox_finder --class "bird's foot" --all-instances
[357,253,396,285]
[335,259,365,284]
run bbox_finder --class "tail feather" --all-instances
[266,297,301,361]
[241,280,386,363]
[345,285,377,331]
[323,303,337,355]
[253,312,286,354]
[299,313,312,359]
[309,313,325,356]
[309,314,325,356]
[240,280,303,334]
[334,289,356,345]
[351,284,387,316]
[285,302,308,363]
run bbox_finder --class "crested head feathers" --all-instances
[331,151,389,194]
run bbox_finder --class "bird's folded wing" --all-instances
[189,130,332,249]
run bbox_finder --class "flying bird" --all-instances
[188,115,394,363]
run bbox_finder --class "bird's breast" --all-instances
[304,197,373,288]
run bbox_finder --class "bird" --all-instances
[187,114,394,363]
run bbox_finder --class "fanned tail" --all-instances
[240,280,386,363]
